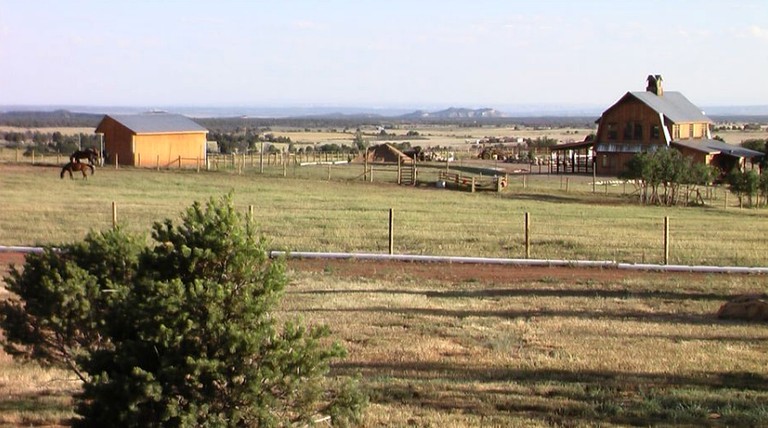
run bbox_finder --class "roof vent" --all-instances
[646,75,663,96]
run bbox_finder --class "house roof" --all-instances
[100,113,208,134]
[627,91,712,124]
[551,140,594,151]
[672,139,764,158]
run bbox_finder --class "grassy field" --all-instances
[1,162,767,426]
[0,161,767,266]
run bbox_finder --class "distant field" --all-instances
[3,123,764,150]
[0,126,96,135]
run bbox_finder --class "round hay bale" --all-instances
[717,294,768,322]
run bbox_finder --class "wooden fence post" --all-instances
[471,177,476,193]
[260,143,264,173]
[115,153,119,169]
[663,216,670,265]
[156,155,160,171]
[388,208,394,255]
[248,205,254,222]
[524,212,531,259]
[112,201,118,229]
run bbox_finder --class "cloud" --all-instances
[293,20,323,30]
[748,25,768,42]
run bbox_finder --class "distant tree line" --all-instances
[0,130,100,155]
[0,110,101,127]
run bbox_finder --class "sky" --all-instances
[1,0,767,111]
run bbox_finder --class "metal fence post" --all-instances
[389,208,394,255]
[663,216,670,265]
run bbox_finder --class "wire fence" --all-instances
[100,202,768,268]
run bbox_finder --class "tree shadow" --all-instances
[337,360,768,426]
[291,286,732,302]
[304,305,720,326]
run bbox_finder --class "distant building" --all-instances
[95,113,208,168]
[593,75,762,175]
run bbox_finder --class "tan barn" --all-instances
[593,75,762,176]
[95,113,208,168]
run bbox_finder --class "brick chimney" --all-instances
[646,74,663,96]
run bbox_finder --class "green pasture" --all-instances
[1,159,767,266]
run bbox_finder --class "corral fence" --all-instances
[0,147,747,209]
[97,202,768,268]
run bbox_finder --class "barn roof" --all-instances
[101,113,208,134]
[628,91,712,124]
[672,139,764,158]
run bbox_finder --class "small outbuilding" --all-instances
[95,113,208,168]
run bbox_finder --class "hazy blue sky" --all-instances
[1,0,767,109]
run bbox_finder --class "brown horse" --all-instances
[70,148,99,165]
[61,162,95,179]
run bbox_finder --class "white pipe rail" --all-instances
[3,246,767,274]
[270,250,768,275]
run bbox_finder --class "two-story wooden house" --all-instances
[593,75,762,175]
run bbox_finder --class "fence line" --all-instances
[102,201,767,268]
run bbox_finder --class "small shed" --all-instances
[95,113,208,168]
[362,143,412,164]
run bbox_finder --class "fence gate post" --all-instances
[524,212,531,259]
[663,216,670,265]
[388,208,394,255]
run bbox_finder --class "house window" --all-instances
[602,154,609,168]
[623,123,633,140]
[689,124,695,138]
[607,123,617,140]
[651,125,660,139]
[634,123,643,140]
[673,125,680,140]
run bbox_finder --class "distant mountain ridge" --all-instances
[400,107,504,119]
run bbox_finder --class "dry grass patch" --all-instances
[281,264,768,426]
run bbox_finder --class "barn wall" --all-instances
[96,117,137,166]
[596,98,666,145]
[595,152,638,176]
[133,132,207,168]
[674,146,709,165]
